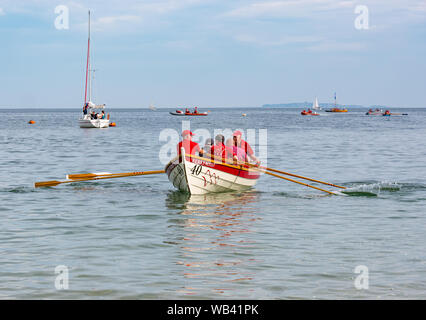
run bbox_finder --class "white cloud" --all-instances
[234,34,322,46]
[308,41,365,52]
[223,0,356,18]
[223,0,426,19]
[93,15,141,29]
[0,8,5,15]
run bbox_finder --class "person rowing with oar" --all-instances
[209,134,236,164]
[226,138,247,164]
[177,130,204,160]
[232,130,260,166]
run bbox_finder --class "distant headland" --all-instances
[262,102,378,108]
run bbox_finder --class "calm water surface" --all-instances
[0,107,425,299]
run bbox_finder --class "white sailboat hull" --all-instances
[79,115,109,128]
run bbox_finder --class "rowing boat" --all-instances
[169,112,208,116]
[165,149,260,194]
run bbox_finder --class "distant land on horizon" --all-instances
[262,102,370,109]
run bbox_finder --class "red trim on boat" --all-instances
[187,156,260,180]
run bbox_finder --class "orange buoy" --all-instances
[109,122,116,127]
[28,120,35,124]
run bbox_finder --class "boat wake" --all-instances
[272,181,425,198]
[341,181,425,197]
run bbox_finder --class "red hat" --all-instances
[233,130,243,136]
[181,130,194,136]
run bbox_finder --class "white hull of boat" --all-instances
[165,155,260,195]
[79,117,109,128]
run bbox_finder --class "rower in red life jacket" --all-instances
[210,134,235,163]
[232,130,260,166]
[177,130,203,159]
[226,138,247,163]
[185,108,190,114]
[194,107,198,114]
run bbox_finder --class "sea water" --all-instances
[0,107,425,299]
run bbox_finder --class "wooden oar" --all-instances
[35,170,165,188]
[187,154,339,195]
[257,170,338,195]
[66,172,112,179]
[245,163,346,189]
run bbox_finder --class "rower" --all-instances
[185,108,190,114]
[233,130,260,166]
[202,138,214,155]
[177,130,203,159]
[210,134,234,163]
[194,106,198,114]
[226,138,246,163]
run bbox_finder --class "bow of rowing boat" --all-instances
[165,150,260,195]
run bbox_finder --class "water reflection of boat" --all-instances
[165,190,260,208]
[164,190,261,296]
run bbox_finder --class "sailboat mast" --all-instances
[84,10,91,105]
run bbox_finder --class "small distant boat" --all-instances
[325,108,348,113]
[366,109,407,116]
[170,107,208,116]
[301,109,319,116]
[149,104,156,111]
[312,97,321,111]
[325,92,348,112]
[366,108,383,115]
[382,110,408,117]
[78,11,110,129]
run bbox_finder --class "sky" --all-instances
[0,0,425,108]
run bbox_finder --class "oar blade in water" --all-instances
[34,180,62,188]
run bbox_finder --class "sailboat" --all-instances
[312,97,321,110]
[325,92,348,113]
[79,11,110,128]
